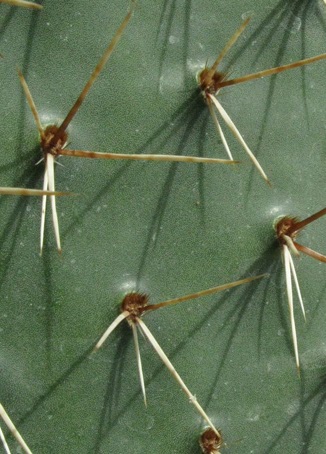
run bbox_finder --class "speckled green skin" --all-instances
[0,1,326,452]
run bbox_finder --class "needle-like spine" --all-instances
[0,0,42,10]
[198,19,326,183]
[137,317,220,437]
[275,209,326,370]
[0,404,33,454]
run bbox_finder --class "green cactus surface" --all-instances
[0,0,326,452]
